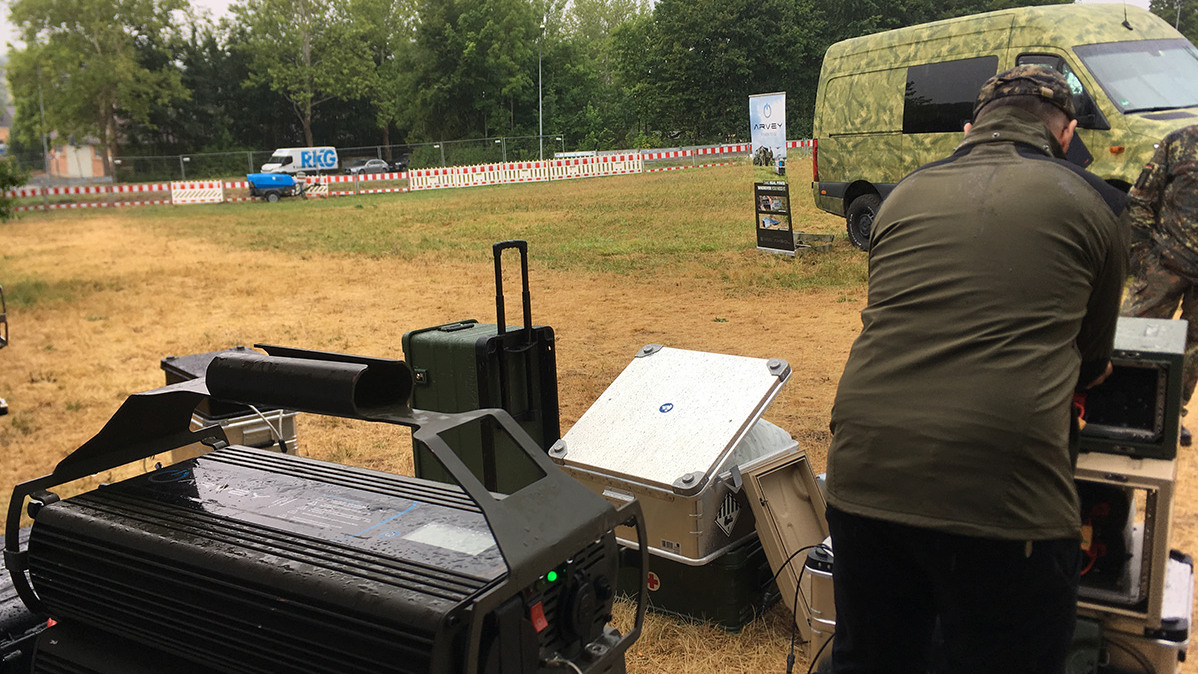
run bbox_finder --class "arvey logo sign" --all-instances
[753,102,784,132]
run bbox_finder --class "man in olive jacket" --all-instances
[825,65,1127,673]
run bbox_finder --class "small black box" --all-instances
[1080,317,1187,460]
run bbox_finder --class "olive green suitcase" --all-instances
[401,241,560,494]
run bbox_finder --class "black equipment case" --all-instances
[402,241,560,493]
[0,528,46,673]
[4,346,646,674]
[1079,317,1187,460]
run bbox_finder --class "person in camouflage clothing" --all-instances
[1122,125,1198,446]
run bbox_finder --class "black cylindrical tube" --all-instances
[206,353,411,418]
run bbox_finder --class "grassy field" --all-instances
[5,162,1198,673]
[94,164,858,286]
[0,161,879,673]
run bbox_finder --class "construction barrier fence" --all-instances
[10,142,806,212]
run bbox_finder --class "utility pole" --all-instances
[538,18,546,161]
[37,66,50,209]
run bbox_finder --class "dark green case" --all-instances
[401,241,560,494]
[615,535,779,632]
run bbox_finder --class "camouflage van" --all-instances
[812,4,1198,249]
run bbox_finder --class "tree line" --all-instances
[17,0,1183,175]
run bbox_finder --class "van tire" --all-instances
[846,194,881,251]
[265,192,280,203]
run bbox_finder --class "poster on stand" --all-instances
[750,92,787,178]
[751,93,791,254]
[755,181,794,255]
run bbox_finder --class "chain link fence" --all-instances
[11,133,765,186]
[98,136,571,184]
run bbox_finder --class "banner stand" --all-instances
[750,92,791,255]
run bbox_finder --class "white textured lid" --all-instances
[554,345,789,490]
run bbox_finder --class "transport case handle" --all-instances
[493,239,533,339]
[492,240,538,420]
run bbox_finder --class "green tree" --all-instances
[7,0,189,174]
[406,0,540,141]
[351,0,418,154]
[1151,0,1198,44]
[611,13,660,144]
[565,0,645,84]
[0,158,29,221]
[231,0,375,146]
[550,0,647,149]
[638,0,825,143]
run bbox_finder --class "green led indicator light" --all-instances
[546,571,559,583]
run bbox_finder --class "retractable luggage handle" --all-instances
[492,240,537,419]
[492,240,533,339]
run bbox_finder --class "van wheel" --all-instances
[266,192,280,203]
[846,194,881,251]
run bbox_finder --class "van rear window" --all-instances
[1074,38,1198,114]
[903,56,998,134]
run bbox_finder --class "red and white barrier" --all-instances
[8,141,809,211]
[548,154,644,181]
[646,162,734,173]
[640,144,749,161]
[170,181,224,204]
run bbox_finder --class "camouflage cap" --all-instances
[972,65,1075,122]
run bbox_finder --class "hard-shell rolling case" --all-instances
[402,241,560,494]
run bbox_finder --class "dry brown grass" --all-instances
[3,182,1197,672]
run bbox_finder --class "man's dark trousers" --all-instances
[826,506,1081,674]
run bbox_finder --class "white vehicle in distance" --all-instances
[260,147,339,176]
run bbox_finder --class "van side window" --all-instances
[1015,55,1081,91]
[903,56,999,134]
[1016,54,1109,130]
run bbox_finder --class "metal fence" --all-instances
[102,135,572,184]
[12,133,774,185]
[5,141,770,212]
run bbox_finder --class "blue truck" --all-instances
[245,173,308,202]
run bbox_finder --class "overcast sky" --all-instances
[0,0,1156,60]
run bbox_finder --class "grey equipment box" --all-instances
[1079,316,1187,460]
[549,344,793,562]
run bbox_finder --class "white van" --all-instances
[260,147,339,176]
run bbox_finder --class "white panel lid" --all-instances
[551,345,790,492]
